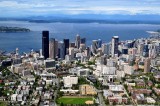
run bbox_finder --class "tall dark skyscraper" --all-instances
[111,36,119,57]
[63,39,69,56]
[42,31,49,59]
[81,38,86,44]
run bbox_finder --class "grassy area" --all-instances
[0,101,7,106]
[57,96,93,104]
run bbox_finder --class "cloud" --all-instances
[0,0,160,17]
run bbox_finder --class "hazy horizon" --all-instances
[0,0,160,21]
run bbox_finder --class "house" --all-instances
[154,75,160,82]
[108,96,128,104]
[134,94,147,104]
[153,87,160,95]
[131,89,152,95]
[146,97,156,104]
[136,81,145,87]
[43,92,52,100]
[80,84,97,95]
[148,81,153,86]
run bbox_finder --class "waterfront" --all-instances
[0,21,160,52]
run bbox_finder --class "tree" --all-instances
[105,99,109,105]
[60,103,64,106]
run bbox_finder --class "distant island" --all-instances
[0,26,30,32]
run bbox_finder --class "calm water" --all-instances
[0,21,160,53]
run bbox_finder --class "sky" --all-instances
[0,0,160,17]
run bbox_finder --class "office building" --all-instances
[111,36,119,57]
[81,38,86,44]
[144,58,151,73]
[98,39,102,48]
[42,31,49,59]
[69,42,75,48]
[143,44,149,57]
[63,76,78,88]
[69,47,75,59]
[102,43,110,55]
[49,38,58,59]
[44,59,56,69]
[63,39,69,56]
[58,41,65,59]
[91,40,98,54]
[75,34,81,49]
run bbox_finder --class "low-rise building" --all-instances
[63,76,78,88]
[41,72,57,85]
[80,84,97,95]
[11,94,18,101]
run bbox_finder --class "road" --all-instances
[123,85,137,105]
[97,90,106,106]
[53,77,60,106]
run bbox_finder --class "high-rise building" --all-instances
[58,41,65,59]
[137,43,144,56]
[80,44,86,52]
[81,38,86,44]
[102,43,110,55]
[42,31,49,59]
[143,44,149,57]
[49,38,58,59]
[85,47,91,58]
[63,39,69,56]
[144,58,151,73]
[69,47,75,59]
[70,42,75,48]
[91,40,98,54]
[75,34,81,49]
[98,39,102,48]
[111,36,119,57]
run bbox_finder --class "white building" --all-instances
[63,76,78,88]
[41,72,57,85]
[94,65,116,77]
[11,94,18,101]
[123,64,134,75]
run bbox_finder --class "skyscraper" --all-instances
[144,58,151,73]
[98,39,102,48]
[81,38,86,44]
[75,34,81,49]
[58,41,65,59]
[63,39,69,56]
[42,31,49,59]
[102,43,110,55]
[111,36,119,57]
[91,40,98,54]
[143,44,149,57]
[49,38,58,59]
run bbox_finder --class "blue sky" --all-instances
[0,0,160,17]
